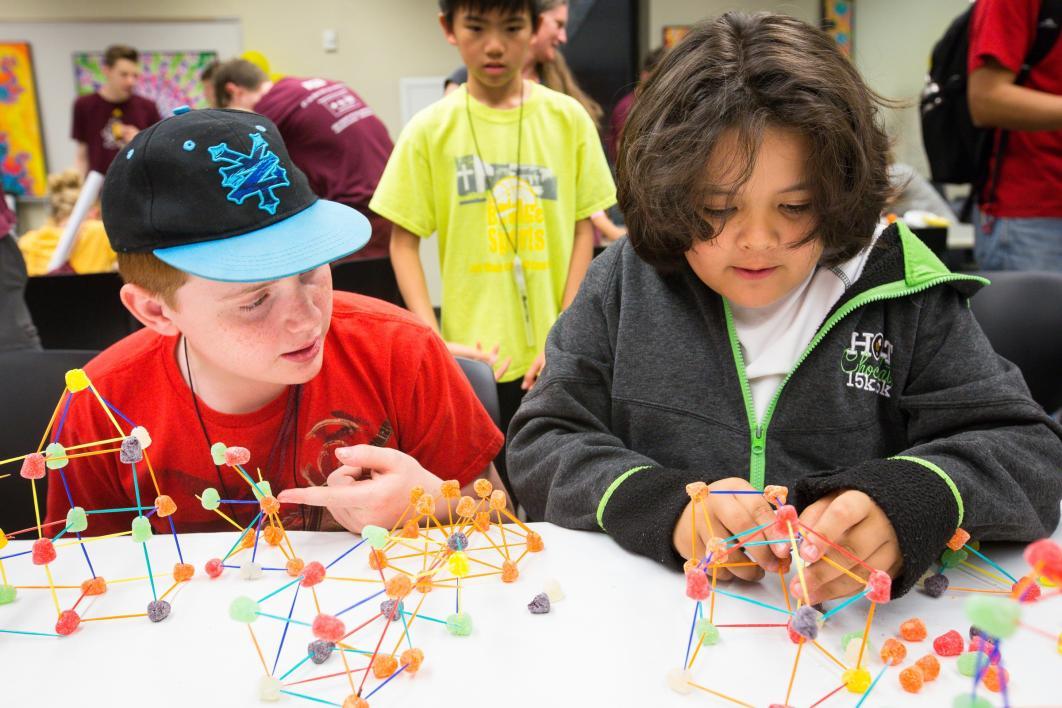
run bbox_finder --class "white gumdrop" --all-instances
[240,561,264,581]
[844,637,878,666]
[259,675,282,701]
[131,426,152,449]
[666,668,694,694]
[543,578,565,602]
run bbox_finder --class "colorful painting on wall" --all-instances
[662,25,692,50]
[822,0,854,57]
[0,42,47,198]
[73,50,218,119]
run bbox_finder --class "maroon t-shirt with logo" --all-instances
[255,77,395,259]
[71,93,162,174]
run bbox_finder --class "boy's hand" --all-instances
[277,445,443,534]
[796,490,902,605]
[446,341,512,381]
[672,477,789,582]
[521,350,546,390]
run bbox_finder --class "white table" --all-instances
[1,521,1059,707]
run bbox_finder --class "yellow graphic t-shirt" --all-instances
[370,83,616,381]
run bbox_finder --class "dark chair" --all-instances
[0,349,96,533]
[330,257,404,307]
[454,356,500,429]
[969,271,1062,415]
[23,273,140,350]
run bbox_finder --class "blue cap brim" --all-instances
[153,199,370,282]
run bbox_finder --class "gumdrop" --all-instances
[229,596,259,623]
[380,599,404,620]
[696,618,720,645]
[543,578,565,602]
[371,654,398,679]
[966,595,1021,639]
[308,639,334,664]
[763,485,787,508]
[259,675,282,702]
[951,696,993,708]
[843,636,877,666]
[299,561,325,587]
[239,561,263,580]
[798,539,822,563]
[489,489,507,511]
[526,531,544,552]
[685,481,709,501]
[1011,576,1041,602]
[415,573,433,594]
[32,538,56,565]
[263,525,283,546]
[400,648,424,674]
[916,654,940,681]
[774,505,798,533]
[880,637,907,665]
[342,697,368,708]
[933,629,964,656]
[922,573,949,598]
[415,494,435,516]
[447,551,470,577]
[1024,538,1062,582]
[473,512,491,533]
[843,667,871,693]
[64,368,90,392]
[409,486,425,504]
[446,612,473,635]
[173,563,195,582]
[900,617,927,642]
[401,519,420,538]
[205,558,224,578]
[982,664,1008,693]
[0,585,17,604]
[252,481,272,500]
[501,561,519,583]
[312,614,346,643]
[866,570,892,603]
[968,636,997,658]
[899,665,924,693]
[473,478,493,498]
[224,446,250,466]
[210,442,227,465]
[790,605,822,641]
[201,487,221,510]
[154,495,177,517]
[239,532,256,550]
[666,668,694,695]
[440,479,460,499]
[19,453,45,479]
[956,652,980,677]
[119,435,143,463]
[787,622,807,644]
[0,529,6,551]
[447,531,468,551]
[131,516,153,543]
[386,573,412,599]
[147,600,171,622]
[131,426,152,449]
[368,548,387,570]
[55,609,80,636]
[260,495,280,515]
[456,496,476,518]
[947,528,971,551]
[66,507,88,533]
[940,547,968,569]
[45,442,68,470]
[685,569,711,600]
[81,577,107,595]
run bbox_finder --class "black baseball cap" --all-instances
[101,107,369,282]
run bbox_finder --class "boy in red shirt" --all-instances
[44,107,502,536]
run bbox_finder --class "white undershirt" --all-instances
[730,230,881,425]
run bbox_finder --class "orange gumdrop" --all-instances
[880,637,907,666]
[489,489,507,511]
[899,665,924,693]
[260,495,281,515]
[947,528,971,552]
[409,486,425,504]
[286,558,306,577]
[415,573,433,594]
[455,496,476,518]
[440,480,460,499]
[400,519,420,538]
[763,485,788,507]
[683,558,699,572]
[368,549,387,570]
[240,533,256,549]
[81,577,107,596]
[473,478,493,498]
[415,494,435,516]
[982,665,1008,693]
[342,696,369,708]
[400,648,424,674]
[900,618,927,642]
[915,654,940,682]
[154,495,177,517]
[263,525,284,546]
[473,512,491,533]
[685,481,709,501]
[501,561,519,583]
[386,574,413,600]
[526,531,544,552]
[372,654,399,679]
[173,563,195,582]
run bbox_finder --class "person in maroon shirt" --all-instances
[71,44,162,176]
[213,59,395,262]
[607,46,666,164]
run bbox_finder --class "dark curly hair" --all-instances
[618,12,894,272]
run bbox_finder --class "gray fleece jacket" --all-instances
[507,222,1062,596]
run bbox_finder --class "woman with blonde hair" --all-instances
[18,169,116,275]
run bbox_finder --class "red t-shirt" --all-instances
[969,0,1062,217]
[71,93,162,175]
[607,90,635,164]
[255,77,395,258]
[44,292,502,535]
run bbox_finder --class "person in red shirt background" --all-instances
[968,0,1062,271]
[607,46,666,164]
[71,44,162,176]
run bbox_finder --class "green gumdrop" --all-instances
[65,507,88,534]
[940,547,969,569]
[696,618,719,645]
[840,630,864,651]
[210,442,227,466]
[252,480,272,500]
[229,596,260,623]
[445,612,473,636]
[45,442,68,470]
[966,595,1021,639]
[956,652,980,677]
[201,487,221,511]
[0,585,16,605]
[361,525,389,549]
[131,516,153,543]
[952,695,993,708]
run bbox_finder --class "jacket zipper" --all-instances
[722,273,987,490]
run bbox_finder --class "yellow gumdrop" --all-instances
[447,551,469,577]
[65,368,91,392]
[0,529,7,551]
[843,667,871,693]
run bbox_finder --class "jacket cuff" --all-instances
[792,458,960,598]
[598,466,695,570]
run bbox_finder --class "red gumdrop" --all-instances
[685,569,711,601]
[300,561,326,588]
[968,636,1000,663]
[204,558,224,579]
[224,446,251,467]
[20,453,46,480]
[1012,577,1041,603]
[933,629,964,657]
[312,614,346,643]
[56,609,80,636]
[1023,539,1062,582]
[866,570,892,603]
[32,538,56,565]
[786,621,806,645]
[774,505,798,534]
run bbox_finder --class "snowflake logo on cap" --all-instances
[208,132,290,215]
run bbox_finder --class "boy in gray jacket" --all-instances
[507,13,1062,601]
